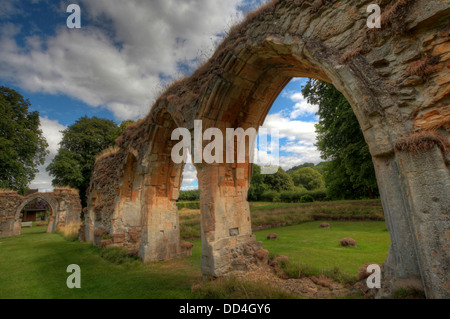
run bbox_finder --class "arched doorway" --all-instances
[15,194,59,233]
[21,198,50,223]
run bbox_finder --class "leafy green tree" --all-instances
[302,79,378,199]
[0,86,48,194]
[287,162,315,174]
[248,164,267,201]
[262,166,294,193]
[287,162,327,175]
[291,167,324,190]
[248,165,295,201]
[47,116,121,206]
[313,162,327,175]
[178,189,200,201]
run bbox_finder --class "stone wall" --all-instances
[83,120,193,260]
[0,191,24,238]
[85,0,449,298]
[0,188,82,238]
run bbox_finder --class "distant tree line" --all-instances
[178,189,200,201]
[247,164,326,203]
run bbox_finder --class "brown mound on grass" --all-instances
[340,238,358,247]
[267,233,278,240]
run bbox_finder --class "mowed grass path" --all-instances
[0,221,390,298]
[0,226,203,299]
[256,221,390,275]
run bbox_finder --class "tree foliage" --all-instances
[286,162,315,173]
[248,164,267,201]
[248,165,296,201]
[178,189,200,201]
[47,116,122,205]
[302,79,379,199]
[291,167,324,190]
[261,166,294,193]
[0,86,48,194]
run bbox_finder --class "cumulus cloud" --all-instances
[262,112,317,145]
[180,151,198,190]
[286,92,319,119]
[0,0,246,120]
[29,116,66,192]
[256,110,322,170]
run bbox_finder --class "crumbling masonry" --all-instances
[0,188,82,238]
[81,0,449,298]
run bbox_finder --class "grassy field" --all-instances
[0,204,390,298]
[180,199,384,240]
[256,221,390,275]
[0,226,203,299]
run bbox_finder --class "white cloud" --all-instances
[181,185,198,191]
[181,163,198,189]
[288,92,319,119]
[261,112,317,145]
[29,116,66,192]
[0,0,247,121]
[256,110,321,170]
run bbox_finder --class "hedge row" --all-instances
[176,201,201,210]
[261,189,327,203]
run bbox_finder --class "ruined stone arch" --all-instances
[86,109,192,260]
[15,193,59,233]
[85,0,449,298]
[0,188,81,238]
[137,108,187,261]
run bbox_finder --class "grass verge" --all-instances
[191,276,299,299]
[0,212,390,298]
[180,200,384,240]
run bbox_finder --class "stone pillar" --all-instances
[394,146,449,299]
[139,186,181,262]
[372,155,423,298]
[198,163,262,278]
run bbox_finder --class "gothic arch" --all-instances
[85,0,450,298]
[15,193,59,233]
[0,188,81,238]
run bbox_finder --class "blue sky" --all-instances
[0,0,322,191]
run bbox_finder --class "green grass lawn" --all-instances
[0,226,203,299]
[256,221,390,275]
[180,199,384,240]
[0,220,390,299]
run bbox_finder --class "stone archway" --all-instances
[0,188,82,238]
[85,110,193,259]
[85,0,449,298]
[15,193,59,233]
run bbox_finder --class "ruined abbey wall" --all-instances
[0,188,82,238]
[83,0,449,298]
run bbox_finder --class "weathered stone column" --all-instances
[139,161,182,262]
[198,163,262,278]
[394,143,449,299]
[372,155,424,297]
